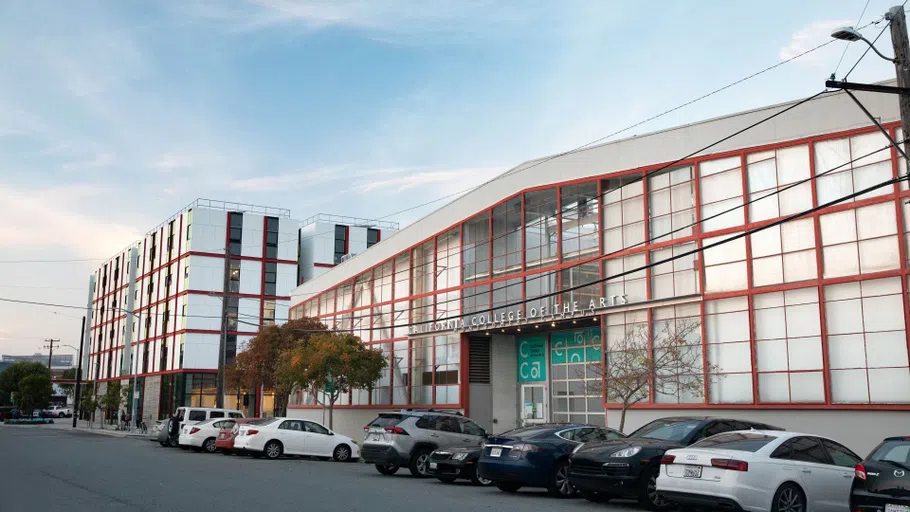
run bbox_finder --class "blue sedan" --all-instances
[478,423,624,498]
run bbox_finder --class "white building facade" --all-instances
[298,214,399,285]
[88,199,298,420]
[287,84,910,455]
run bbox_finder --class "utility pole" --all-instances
[43,339,60,372]
[73,316,85,428]
[82,275,95,425]
[215,243,231,408]
[888,5,910,159]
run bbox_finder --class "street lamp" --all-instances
[831,26,896,62]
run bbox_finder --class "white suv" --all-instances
[44,405,72,418]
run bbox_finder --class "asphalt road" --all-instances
[0,426,644,512]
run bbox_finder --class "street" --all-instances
[0,426,641,512]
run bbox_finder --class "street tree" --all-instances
[17,373,53,418]
[283,332,387,429]
[80,391,98,428]
[228,317,328,417]
[0,361,51,408]
[99,381,124,428]
[586,318,717,432]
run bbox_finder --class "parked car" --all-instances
[215,418,260,455]
[427,446,494,486]
[569,416,782,509]
[0,406,19,422]
[157,407,244,447]
[43,405,72,418]
[178,418,238,453]
[658,430,861,512]
[362,409,488,478]
[852,436,910,512]
[233,417,360,462]
[478,424,624,498]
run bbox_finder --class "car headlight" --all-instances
[452,452,467,461]
[609,446,642,458]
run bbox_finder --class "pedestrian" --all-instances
[120,410,126,430]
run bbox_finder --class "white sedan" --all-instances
[657,430,862,512]
[178,418,237,453]
[234,417,360,462]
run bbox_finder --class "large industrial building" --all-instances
[287,83,910,455]
[85,199,396,422]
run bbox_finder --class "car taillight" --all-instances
[711,458,748,471]
[364,425,369,432]
[855,463,867,481]
[507,443,544,459]
[384,427,408,435]
[660,455,676,465]
[247,429,259,436]
[189,428,200,435]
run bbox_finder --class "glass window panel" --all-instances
[823,244,860,278]
[753,256,784,287]
[851,131,891,166]
[705,262,748,292]
[788,372,824,402]
[462,213,490,283]
[859,236,900,274]
[706,310,750,343]
[778,183,813,216]
[785,303,821,337]
[777,145,811,184]
[703,235,747,265]
[709,342,752,373]
[702,197,744,232]
[710,373,753,404]
[854,162,894,200]
[700,169,743,204]
[827,334,867,369]
[820,210,857,245]
[863,276,902,296]
[754,307,787,340]
[788,336,823,371]
[781,219,816,252]
[869,368,910,403]
[815,138,852,174]
[524,188,558,267]
[825,299,864,335]
[756,339,789,371]
[817,172,854,205]
[831,369,870,403]
[750,192,780,222]
[863,294,906,331]
[857,203,898,239]
[758,373,790,402]
[783,250,818,283]
[866,331,909,368]
[751,226,782,258]
[747,158,777,192]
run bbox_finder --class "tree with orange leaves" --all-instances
[228,317,327,417]
[283,332,386,429]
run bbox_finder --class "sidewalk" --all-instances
[2,418,153,439]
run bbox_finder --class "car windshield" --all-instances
[691,432,778,452]
[248,418,279,426]
[631,419,702,442]
[870,440,910,466]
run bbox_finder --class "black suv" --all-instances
[568,416,783,510]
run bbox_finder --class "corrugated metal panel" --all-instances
[469,337,491,384]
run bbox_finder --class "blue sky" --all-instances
[0,0,900,354]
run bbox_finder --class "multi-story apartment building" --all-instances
[288,83,910,455]
[297,214,399,284]
[87,199,298,420]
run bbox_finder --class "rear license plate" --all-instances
[429,462,437,470]
[368,433,378,440]
[490,448,502,457]
[683,465,703,478]
[886,505,910,512]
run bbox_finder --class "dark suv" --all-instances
[362,409,487,478]
[569,416,783,509]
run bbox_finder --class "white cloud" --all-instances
[228,166,422,192]
[779,20,853,66]
[355,167,500,193]
[152,153,199,171]
[0,183,142,258]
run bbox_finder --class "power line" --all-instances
[834,0,873,78]
[844,17,892,80]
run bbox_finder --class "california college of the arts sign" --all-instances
[409,294,630,336]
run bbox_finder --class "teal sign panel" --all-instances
[551,328,602,364]
[517,335,547,382]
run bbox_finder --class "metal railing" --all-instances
[299,213,399,230]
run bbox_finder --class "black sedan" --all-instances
[568,416,782,509]
[427,446,493,486]
[853,436,910,512]
[478,423,624,498]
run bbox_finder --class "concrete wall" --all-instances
[612,408,910,457]
[490,334,519,434]
[142,375,161,422]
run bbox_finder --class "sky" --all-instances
[0,0,901,355]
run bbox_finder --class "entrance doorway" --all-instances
[520,384,548,426]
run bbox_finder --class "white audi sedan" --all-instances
[657,430,862,512]
[178,418,237,453]
[233,417,360,462]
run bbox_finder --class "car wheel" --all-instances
[496,482,522,493]
[547,460,576,498]
[640,471,672,511]
[58,413,65,418]
[580,490,612,503]
[168,437,178,448]
[375,464,399,475]
[203,438,217,453]
[772,483,806,512]
[264,440,283,460]
[471,468,494,487]
[333,444,352,462]
[409,449,432,478]
[158,441,167,447]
